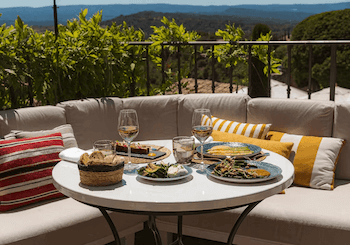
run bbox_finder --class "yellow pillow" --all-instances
[202,115,271,139]
[212,130,293,159]
[268,131,346,190]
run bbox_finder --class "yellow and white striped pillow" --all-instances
[268,131,345,190]
[202,115,271,139]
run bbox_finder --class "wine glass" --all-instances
[172,136,195,165]
[191,109,213,171]
[118,109,139,171]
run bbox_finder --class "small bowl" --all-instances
[78,162,124,186]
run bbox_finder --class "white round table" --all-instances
[52,139,294,245]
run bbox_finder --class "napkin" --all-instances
[192,136,214,147]
[59,147,91,163]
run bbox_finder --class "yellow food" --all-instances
[207,145,254,156]
[247,169,270,177]
[148,152,156,157]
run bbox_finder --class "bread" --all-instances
[79,151,124,166]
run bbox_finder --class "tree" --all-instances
[291,9,350,89]
[250,23,271,98]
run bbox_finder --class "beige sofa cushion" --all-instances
[247,98,335,137]
[178,94,250,136]
[157,180,350,245]
[0,106,66,138]
[333,102,350,180]
[0,197,147,245]
[122,95,179,141]
[57,98,123,150]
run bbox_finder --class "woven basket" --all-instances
[78,162,124,186]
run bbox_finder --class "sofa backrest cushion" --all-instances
[122,95,179,141]
[178,93,250,136]
[57,98,123,150]
[0,106,66,138]
[247,98,335,137]
[333,102,350,180]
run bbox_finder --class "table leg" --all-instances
[170,215,185,245]
[148,215,163,245]
[226,201,261,245]
[99,207,122,245]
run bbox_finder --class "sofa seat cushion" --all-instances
[0,197,147,245]
[157,179,350,245]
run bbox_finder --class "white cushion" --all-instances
[0,197,147,245]
[157,180,350,245]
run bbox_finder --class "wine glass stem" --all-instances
[127,142,131,164]
[200,143,204,165]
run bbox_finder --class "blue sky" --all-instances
[1,0,348,8]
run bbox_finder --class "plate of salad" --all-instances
[137,162,192,181]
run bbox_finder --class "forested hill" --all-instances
[0,3,349,26]
[101,11,296,39]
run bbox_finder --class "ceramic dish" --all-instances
[198,142,261,159]
[206,161,282,183]
[137,165,192,182]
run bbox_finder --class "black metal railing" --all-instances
[128,40,350,101]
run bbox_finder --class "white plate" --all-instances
[137,165,192,182]
[206,161,282,183]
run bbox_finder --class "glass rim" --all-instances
[120,109,137,113]
[93,139,113,145]
[173,136,194,141]
[194,108,210,112]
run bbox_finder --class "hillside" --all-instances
[0,3,349,27]
[101,11,296,39]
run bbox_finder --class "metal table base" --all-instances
[96,200,262,245]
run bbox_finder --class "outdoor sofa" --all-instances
[1,93,349,245]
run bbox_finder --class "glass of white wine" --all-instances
[191,109,213,171]
[118,109,139,171]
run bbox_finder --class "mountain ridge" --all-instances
[0,3,349,27]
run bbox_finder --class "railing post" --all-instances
[330,45,337,101]
[308,45,313,99]
[248,45,252,95]
[287,45,292,98]
[212,45,215,93]
[267,45,271,97]
[194,45,198,93]
[146,46,150,96]
[161,44,165,85]
[229,47,233,93]
[177,44,182,94]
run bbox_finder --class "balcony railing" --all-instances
[128,40,350,101]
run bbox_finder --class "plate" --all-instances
[197,142,261,159]
[206,161,282,183]
[137,165,192,182]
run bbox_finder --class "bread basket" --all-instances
[78,162,124,186]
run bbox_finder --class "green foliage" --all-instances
[291,9,350,89]
[213,24,281,88]
[252,23,271,40]
[148,17,201,94]
[0,10,279,109]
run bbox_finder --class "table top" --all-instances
[52,139,294,214]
